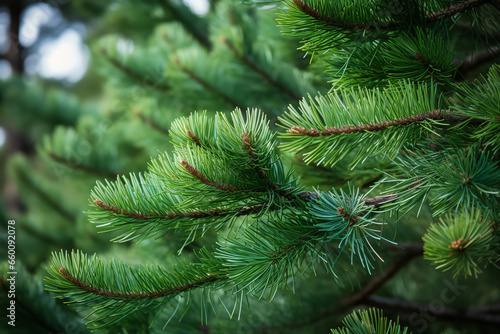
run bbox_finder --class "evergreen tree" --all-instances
[2,0,500,333]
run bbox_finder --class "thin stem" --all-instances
[287,110,465,137]
[294,190,399,208]
[186,130,202,147]
[181,160,242,191]
[93,198,267,220]
[362,194,400,208]
[94,199,219,219]
[425,0,491,23]
[242,132,271,181]
[59,267,220,298]
[221,36,302,101]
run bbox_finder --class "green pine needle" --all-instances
[331,308,410,334]
[423,209,498,278]
[45,250,225,329]
[278,81,442,167]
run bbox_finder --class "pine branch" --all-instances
[186,129,202,147]
[259,243,423,332]
[287,110,485,137]
[364,295,500,326]
[290,0,393,30]
[342,243,423,307]
[173,57,243,108]
[381,147,500,216]
[287,110,446,136]
[100,49,170,91]
[456,46,500,77]
[279,81,446,166]
[425,0,492,23]
[59,267,220,298]
[291,0,492,31]
[242,132,280,193]
[93,197,272,222]
[181,160,242,191]
[294,190,399,208]
[45,250,226,328]
[134,109,170,136]
[170,111,217,150]
[93,198,223,219]
[221,36,302,101]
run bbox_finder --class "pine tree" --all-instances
[2,0,500,333]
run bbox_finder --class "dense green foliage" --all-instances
[1,0,499,333]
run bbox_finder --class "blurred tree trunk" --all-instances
[4,0,25,73]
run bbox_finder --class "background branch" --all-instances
[364,295,500,327]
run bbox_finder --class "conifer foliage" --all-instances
[46,0,500,331]
[2,0,499,333]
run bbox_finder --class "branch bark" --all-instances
[342,243,423,307]
[364,295,500,327]
[455,47,500,77]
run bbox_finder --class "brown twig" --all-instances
[94,197,276,221]
[425,0,491,23]
[292,190,399,208]
[242,132,270,181]
[287,110,455,137]
[180,160,242,191]
[187,130,201,146]
[93,199,222,220]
